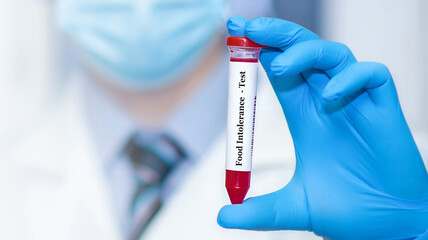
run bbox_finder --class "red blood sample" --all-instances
[225,170,251,204]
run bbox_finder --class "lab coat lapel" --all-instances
[4,82,79,240]
[64,78,122,240]
[9,77,121,240]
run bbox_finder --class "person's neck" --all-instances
[90,38,222,127]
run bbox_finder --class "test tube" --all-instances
[225,37,267,204]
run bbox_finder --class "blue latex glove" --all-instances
[218,16,428,240]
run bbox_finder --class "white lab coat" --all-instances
[0,77,320,240]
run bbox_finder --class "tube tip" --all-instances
[226,187,249,204]
[225,170,251,204]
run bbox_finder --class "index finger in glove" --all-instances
[227,16,319,50]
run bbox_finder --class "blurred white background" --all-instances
[320,0,428,160]
[0,0,60,144]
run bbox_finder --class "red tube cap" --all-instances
[226,36,267,48]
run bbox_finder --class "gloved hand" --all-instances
[218,16,428,240]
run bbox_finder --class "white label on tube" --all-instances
[226,61,258,172]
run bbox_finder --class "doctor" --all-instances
[1,0,225,239]
[1,0,316,240]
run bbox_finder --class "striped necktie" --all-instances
[124,132,186,240]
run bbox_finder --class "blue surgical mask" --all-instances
[55,0,225,89]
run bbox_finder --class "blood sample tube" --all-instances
[225,37,267,204]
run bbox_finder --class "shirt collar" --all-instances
[79,71,136,163]
[80,52,228,163]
